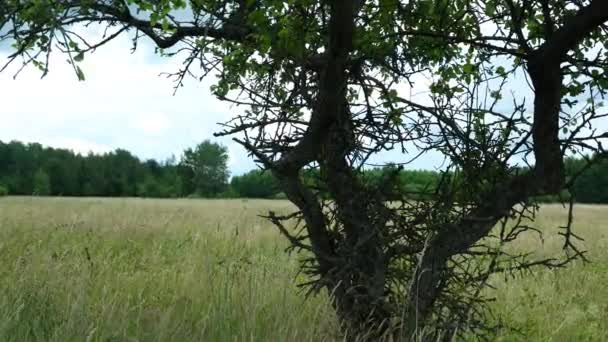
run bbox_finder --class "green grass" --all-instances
[0,197,606,341]
[492,205,608,341]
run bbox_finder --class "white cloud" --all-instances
[0,24,445,174]
[130,112,171,136]
[0,25,257,174]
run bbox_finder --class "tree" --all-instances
[33,168,51,196]
[3,1,608,340]
[137,175,163,197]
[0,139,189,199]
[231,169,280,198]
[78,154,106,196]
[567,155,608,203]
[0,184,8,197]
[44,148,80,196]
[2,141,37,194]
[179,140,229,197]
[104,149,142,196]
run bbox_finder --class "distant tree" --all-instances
[77,154,105,196]
[143,159,162,178]
[160,163,183,198]
[179,140,230,197]
[568,156,608,203]
[33,169,51,196]
[231,169,280,198]
[105,149,141,196]
[138,159,178,197]
[0,140,187,198]
[137,176,163,198]
[44,149,80,196]
[5,141,36,194]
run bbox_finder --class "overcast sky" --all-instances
[0,29,266,174]
[0,26,450,175]
[2,11,606,177]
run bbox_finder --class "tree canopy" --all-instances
[2,139,607,203]
[178,140,230,196]
[0,139,222,198]
[2,0,608,340]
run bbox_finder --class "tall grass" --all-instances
[492,205,608,341]
[0,198,606,341]
[0,197,336,342]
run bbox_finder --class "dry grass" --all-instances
[0,197,606,341]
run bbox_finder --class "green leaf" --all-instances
[463,63,474,75]
[150,12,159,26]
[495,66,506,77]
[73,52,84,62]
[75,66,85,81]
[485,2,496,16]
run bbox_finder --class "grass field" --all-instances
[0,197,606,341]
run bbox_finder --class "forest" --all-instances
[0,139,605,203]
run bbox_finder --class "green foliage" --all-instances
[0,140,182,198]
[273,192,287,200]
[1,139,606,202]
[231,170,280,198]
[137,176,175,198]
[33,168,51,196]
[216,186,239,199]
[178,140,230,197]
[566,156,608,204]
[533,190,572,203]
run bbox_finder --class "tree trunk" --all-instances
[322,109,392,339]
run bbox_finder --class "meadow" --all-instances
[0,197,606,341]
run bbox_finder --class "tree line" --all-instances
[0,139,242,198]
[0,139,606,203]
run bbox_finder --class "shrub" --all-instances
[216,187,239,199]
[230,170,281,198]
[273,192,287,200]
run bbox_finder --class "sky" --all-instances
[0,25,448,175]
[1,9,606,177]
[7,23,603,176]
[0,27,263,175]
